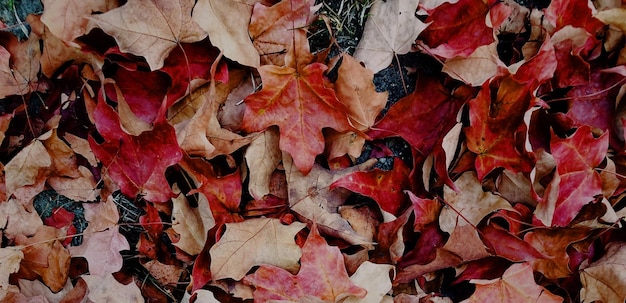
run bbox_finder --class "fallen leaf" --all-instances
[88,0,207,70]
[241,62,354,174]
[14,226,70,293]
[331,159,411,216]
[210,218,305,281]
[249,0,317,66]
[354,0,428,73]
[245,127,282,200]
[534,126,608,227]
[0,36,40,98]
[461,263,563,303]
[419,0,505,58]
[580,241,626,303]
[142,260,184,287]
[4,139,50,201]
[68,226,129,276]
[89,99,182,202]
[523,227,590,279]
[0,247,23,301]
[81,274,143,303]
[344,261,394,303]
[171,189,215,255]
[40,0,119,42]
[192,0,261,67]
[244,224,366,302]
[440,172,514,234]
[464,75,535,180]
[284,153,376,245]
[0,199,43,240]
[442,42,499,86]
[326,54,388,159]
[369,75,475,160]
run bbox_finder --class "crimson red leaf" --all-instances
[479,224,547,262]
[160,40,228,106]
[369,76,475,159]
[105,66,170,124]
[330,159,411,216]
[464,75,535,180]
[544,0,604,34]
[534,126,608,226]
[89,98,182,202]
[241,63,354,174]
[419,0,503,58]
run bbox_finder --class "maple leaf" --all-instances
[0,247,23,300]
[353,0,428,73]
[284,153,376,245]
[523,227,590,279]
[245,127,282,200]
[580,242,626,303]
[406,191,441,231]
[325,54,388,159]
[369,75,475,160]
[249,0,317,66]
[0,36,40,99]
[440,172,514,235]
[68,226,129,276]
[331,159,411,216]
[344,261,394,303]
[88,0,207,70]
[0,199,43,240]
[160,39,228,106]
[40,0,119,42]
[461,263,563,303]
[89,98,182,202]
[81,274,143,303]
[244,224,366,302]
[534,126,608,227]
[442,42,499,86]
[241,62,354,174]
[418,0,507,58]
[210,218,305,281]
[170,187,215,255]
[544,0,604,34]
[179,156,244,226]
[192,0,262,67]
[4,139,50,202]
[14,226,71,293]
[464,75,535,180]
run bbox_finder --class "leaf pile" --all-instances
[1,0,626,302]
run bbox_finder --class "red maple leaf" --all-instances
[240,63,354,174]
[89,98,182,202]
[244,225,366,302]
[419,0,507,58]
[544,0,604,34]
[534,126,608,227]
[369,76,475,159]
[330,158,411,216]
[465,75,535,180]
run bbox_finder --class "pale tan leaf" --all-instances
[245,128,281,200]
[41,0,119,42]
[192,0,260,67]
[344,261,394,303]
[440,171,514,234]
[69,227,129,276]
[354,0,428,73]
[442,42,499,86]
[5,140,51,199]
[0,199,43,240]
[210,217,305,280]
[0,247,23,301]
[580,242,626,303]
[171,189,215,255]
[88,0,207,70]
[81,274,143,303]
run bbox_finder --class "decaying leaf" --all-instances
[210,218,305,280]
